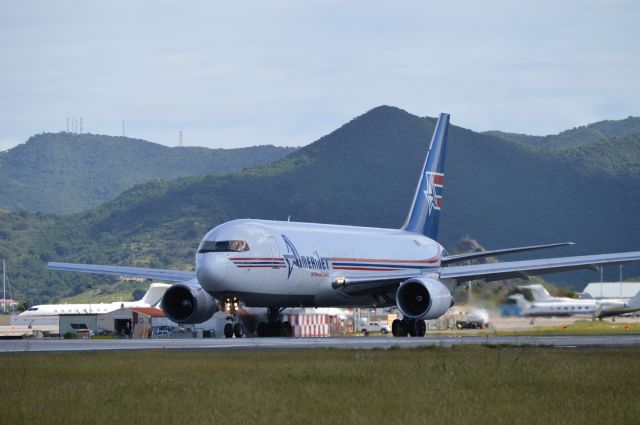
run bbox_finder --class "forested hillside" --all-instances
[0,133,296,214]
[1,106,639,302]
[485,116,640,150]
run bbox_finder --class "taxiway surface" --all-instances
[1,334,640,353]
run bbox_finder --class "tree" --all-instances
[131,288,146,301]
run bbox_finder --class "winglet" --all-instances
[401,113,450,239]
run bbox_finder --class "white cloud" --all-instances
[0,1,638,149]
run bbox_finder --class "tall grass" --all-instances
[1,347,638,425]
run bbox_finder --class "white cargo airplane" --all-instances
[47,113,640,337]
[16,283,170,324]
[513,284,640,319]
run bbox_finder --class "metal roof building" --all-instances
[582,282,640,299]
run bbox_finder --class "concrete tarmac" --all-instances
[1,334,640,353]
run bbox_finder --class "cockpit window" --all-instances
[198,240,250,253]
[27,307,39,311]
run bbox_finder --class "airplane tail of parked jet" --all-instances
[628,290,640,309]
[139,282,172,307]
[401,113,449,240]
[519,284,555,302]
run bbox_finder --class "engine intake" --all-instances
[162,283,218,324]
[396,277,452,320]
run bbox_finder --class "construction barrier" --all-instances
[282,314,335,337]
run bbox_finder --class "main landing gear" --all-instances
[391,318,426,337]
[224,322,245,338]
[256,307,293,337]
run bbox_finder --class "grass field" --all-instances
[1,346,639,425]
[483,320,640,336]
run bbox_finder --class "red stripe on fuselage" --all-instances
[330,256,439,264]
[236,265,286,268]
[229,257,284,261]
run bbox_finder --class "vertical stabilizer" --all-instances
[628,290,640,308]
[519,284,554,302]
[401,113,450,239]
[140,283,172,307]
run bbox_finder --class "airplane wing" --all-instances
[47,262,196,282]
[441,242,574,265]
[332,251,640,295]
[439,251,640,282]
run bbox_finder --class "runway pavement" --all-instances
[1,333,640,353]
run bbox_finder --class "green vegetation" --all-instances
[1,347,639,425]
[485,115,640,150]
[59,280,149,303]
[1,106,639,303]
[0,132,297,214]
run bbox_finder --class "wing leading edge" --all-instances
[332,251,640,296]
[47,262,196,282]
[439,251,640,282]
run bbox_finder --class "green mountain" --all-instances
[485,116,640,150]
[0,132,297,214]
[2,106,639,303]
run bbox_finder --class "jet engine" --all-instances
[396,277,452,320]
[162,283,218,324]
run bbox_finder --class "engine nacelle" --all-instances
[396,277,452,320]
[162,283,219,324]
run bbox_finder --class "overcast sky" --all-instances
[1,1,638,151]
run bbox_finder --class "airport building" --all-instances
[582,282,640,299]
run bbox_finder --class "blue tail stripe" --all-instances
[401,113,450,239]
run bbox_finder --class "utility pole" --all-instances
[179,130,183,147]
[2,259,6,313]
[620,265,623,298]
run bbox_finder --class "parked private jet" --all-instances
[16,283,170,325]
[512,284,640,319]
[47,113,640,337]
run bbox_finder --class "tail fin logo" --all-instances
[423,172,444,213]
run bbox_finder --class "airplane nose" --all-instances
[196,254,228,290]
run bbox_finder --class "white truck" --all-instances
[359,321,390,336]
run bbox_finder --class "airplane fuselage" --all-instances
[196,219,444,308]
[516,297,632,317]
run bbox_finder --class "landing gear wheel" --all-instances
[278,321,292,337]
[233,323,244,338]
[393,319,409,337]
[257,322,267,337]
[392,319,400,336]
[414,320,426,337]
[224,323,234,338]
